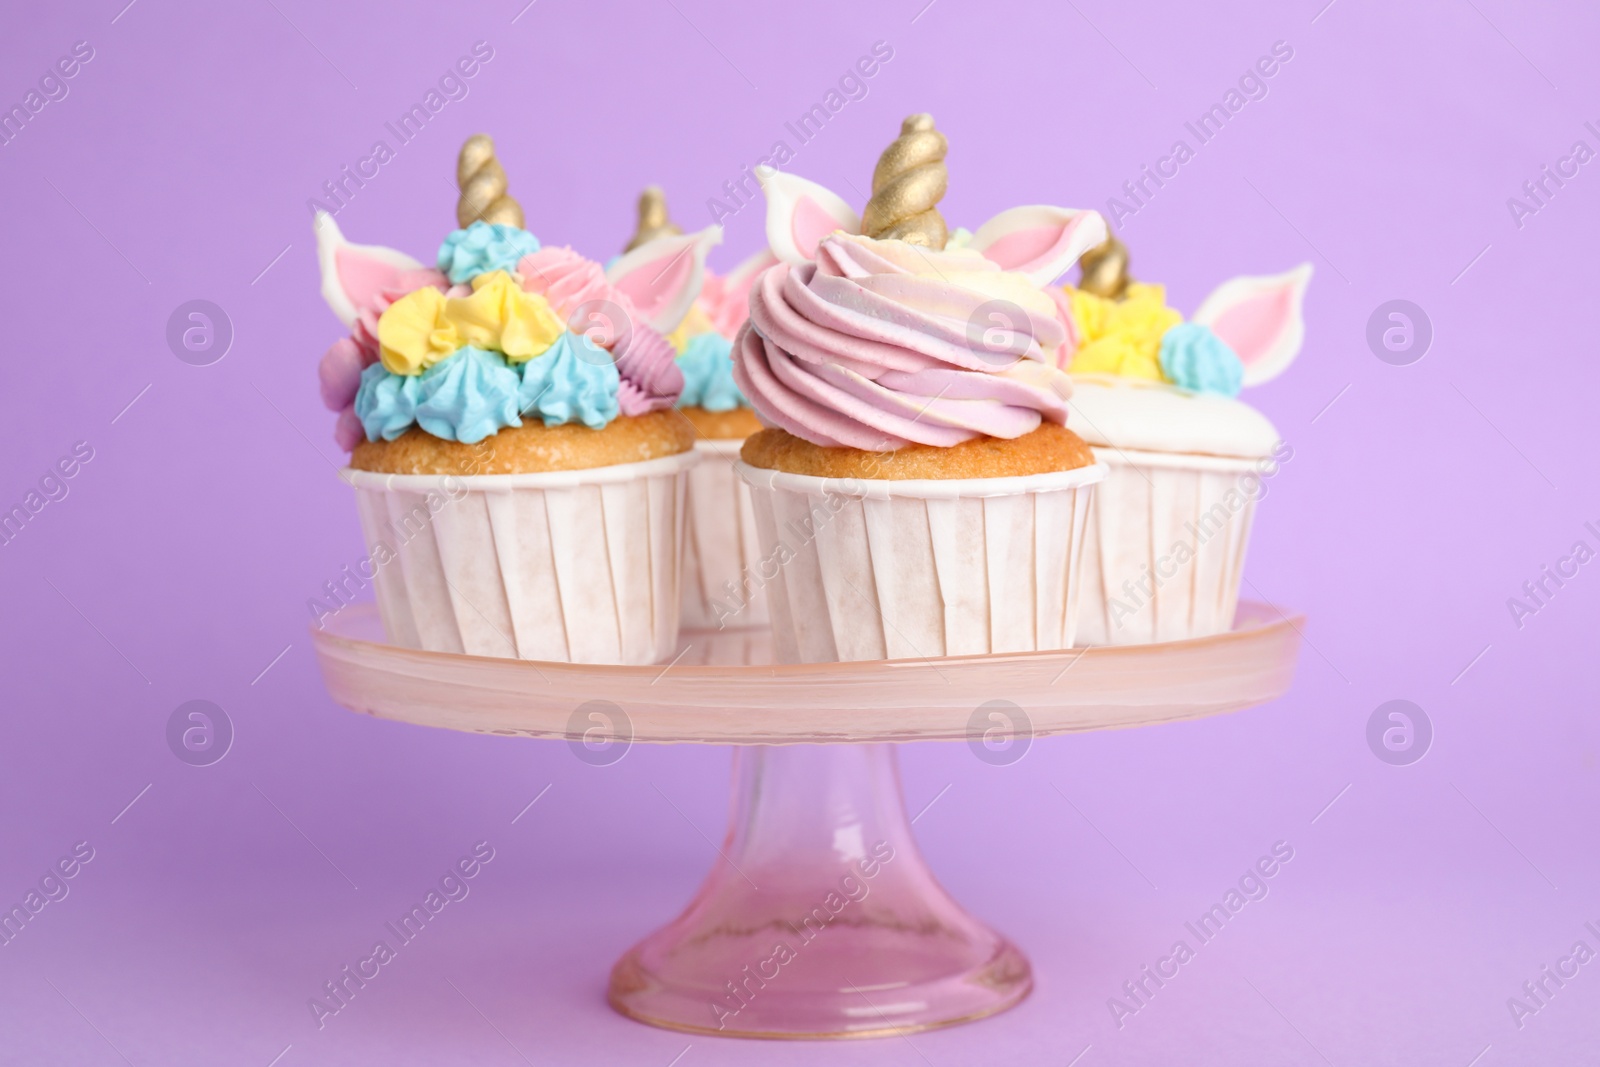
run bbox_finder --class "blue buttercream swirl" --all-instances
[675,332,747,412]
[518,332,620,429]
[436,221,542,284]
[355,346,522,444]
[354,362,419,442]
[355,337,623,443]
[1159,322,1245,397]
[413,346,524,444]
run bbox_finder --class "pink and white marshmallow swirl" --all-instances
[733,233,1074,450]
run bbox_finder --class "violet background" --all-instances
[2,0,1597,1063]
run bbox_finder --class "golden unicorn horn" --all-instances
[1078,235,1132,299]
[861,113,949,249]
[624,186,683,252]
[456,134,524,228]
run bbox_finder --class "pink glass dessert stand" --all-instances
[311,602,1303,1040]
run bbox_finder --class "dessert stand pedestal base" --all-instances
[312,602,1303,1040]
[609,743,1029,1039]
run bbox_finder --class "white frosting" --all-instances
[1064,375,1279,458]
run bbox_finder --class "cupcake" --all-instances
[731,114,1110,663]
[615,186,778,630]
[1058,235,1311,645]
[313,134,720,664]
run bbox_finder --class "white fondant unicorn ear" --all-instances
[605,224,723,334]
[757,168,861,264]
[314,212,427,328]
[966,206,1108,287]
[1191,263,1313,386]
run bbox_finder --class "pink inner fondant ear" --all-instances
[335,247,414,313]
[314,212,426,327]
[612,248,694,321]
[758,169,860,265]
[793,197,847,261]
[1191,263,1312,386]
[1209,289,1291,365]
[979,228,1062,273]
[966,206,1107,287]
[605,225,722,333]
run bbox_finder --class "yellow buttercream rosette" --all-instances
[377,270,565,374]
[1065,282,1181,382]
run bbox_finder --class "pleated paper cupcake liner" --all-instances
[342,450,696,664]
[1075,448,1262,646]
[736,461,1106,664]
[680,439,770,631]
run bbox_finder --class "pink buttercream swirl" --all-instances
[733,233,1074,450]
[517,247,638,341]
[516,246,682,413]
[320,267,451,450]
[611,324,685,415]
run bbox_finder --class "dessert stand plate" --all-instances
[311,601,1303,1040]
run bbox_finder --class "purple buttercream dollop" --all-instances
[611,324,685,416]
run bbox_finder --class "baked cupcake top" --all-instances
[1056,236,1311,458]
[734,114,1109,453]
[313,135,720,451]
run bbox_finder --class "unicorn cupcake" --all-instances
[314,135,719,664]
[1058,235,1311,645]
[614,187,776,629]
[732,114,1110,662]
